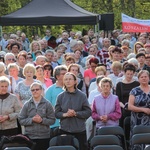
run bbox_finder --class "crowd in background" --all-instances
[0,29,150,150]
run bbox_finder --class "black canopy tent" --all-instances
[0,0,99,26]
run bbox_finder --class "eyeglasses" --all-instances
[7,58,15,61]
[31,88,41,92]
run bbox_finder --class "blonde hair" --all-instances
[108,45,115,60]
[23,63,36,76]
[134,42,144,54]
[95,66,106,75]
[30,41,41,52]
[111,61,122,70]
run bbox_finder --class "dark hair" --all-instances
[0,55,5,63]
[35,65,44,71]
[34,50,42,56]
[10,42,20,50]
[124,63,136,73]
[112,46,122,53]
[68,64,80,73]
[43,63,53,76]
[96,75,105,84]
[89,57,99,65]
[136,53,145,59]
[63,72,77,90]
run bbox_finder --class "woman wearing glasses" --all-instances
[43,63,56,84]
[19,82,55,150]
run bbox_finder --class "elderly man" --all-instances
[35,55,47,66]
[19,82,55,150]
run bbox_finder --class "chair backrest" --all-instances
[93,145,124,150]
[145,145,150,150]
[90,135,120,149]
[47,146,76,150]
[123,116,130,129]
[49,134,79,150]
[132,133,150,145]
[97,126,127,150]
[4,147,31,150]
[98,126,125,136]
[133,125,150,134]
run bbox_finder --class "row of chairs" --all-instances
[132,125,150,150]
[3,125,150,150]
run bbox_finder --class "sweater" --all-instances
[92,93,121,128]
[55,89,91,133]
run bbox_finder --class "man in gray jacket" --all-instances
[19,82,55,150]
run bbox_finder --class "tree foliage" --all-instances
[0,0,150,37]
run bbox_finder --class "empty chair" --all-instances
[131,133,150,150]
[49,134,79,150]
[132,133,150,145]
[133,125,150,134]
[90,135,120,149]
[145,145,150,150]
[47,146,76,150]
[4,147,31,150]
[93,145,124,150]
[97,126,127,150]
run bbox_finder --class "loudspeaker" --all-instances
[99,13,114,31]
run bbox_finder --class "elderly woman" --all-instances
[15,63,37,107]
[19,82,55,150]
[7,63,24,84]
[55,72,91,150]
[0,62,16,93]
[30,41,41,61]
[128,70,150,149]
[92,77,121,129]
[0,76,21,137]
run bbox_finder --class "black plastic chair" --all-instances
[93,145,124,150]
[4,147,31,150]
[97,126,127,150]
[133,125,150,135]
[132,133,150,145]
[90,135,120,150]
[49,134,79,150]
[123,116,130,149]
[145,145,150,150]
[47,146,76,150]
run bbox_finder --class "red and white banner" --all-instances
[122,13,150,32]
